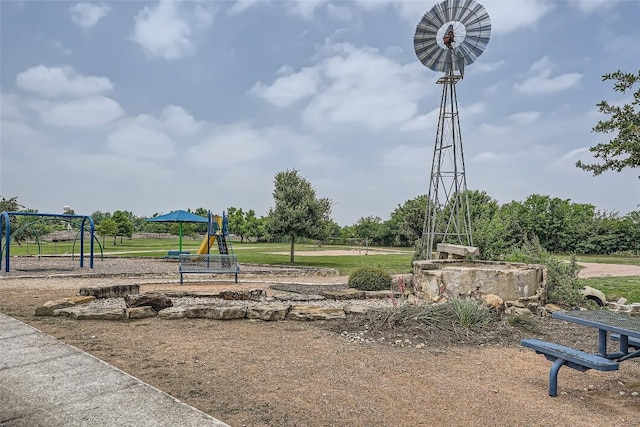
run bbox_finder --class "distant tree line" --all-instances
[2,187,638,258]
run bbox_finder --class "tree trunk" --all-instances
[290,235,295,263]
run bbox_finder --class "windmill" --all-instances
[413,0,491,258]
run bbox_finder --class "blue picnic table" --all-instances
[522,309,640,396]
[552,310,640,361]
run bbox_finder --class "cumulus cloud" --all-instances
[573,0,617,14]
[251,67,320,107]
[107,124,176,160]
[186,124,272,166]
[514,56,583,95]
[16,65,113,98]
[36,97,124,127]
[254,43,429,131]
[69,2,111,29]
[160,105,203,136]
[509,111,541,125]
[132,0,213,60]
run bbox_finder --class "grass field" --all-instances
[5,238,639,300]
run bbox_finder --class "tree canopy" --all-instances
[268,169,332,262]
[576,70,640,175]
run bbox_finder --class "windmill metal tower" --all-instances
[413,0,491,258]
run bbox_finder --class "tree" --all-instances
[111,210,133,244]
[0,196,23,212]
[576,70,640,175]
[97,218,118,246]
[268,169,332,262]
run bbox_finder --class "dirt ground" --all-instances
[1,258,639,426]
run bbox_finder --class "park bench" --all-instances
[178,254,239,284]
[164,250,191,260]
[610,333,640,349]
[520,338,619,397]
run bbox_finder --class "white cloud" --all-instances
[509,111,540,125]
[160,105,203,136]
[472,60,505,73]
[483,0,554,35]
[0,94,24,121]
[573,0,617,14]
[37,97,124,127]
[390,0,553,35]
[69,2,111,29]
[471,151,501,163]
[284,0,327,20]
[132,0,213,60]
[253,43,430,131]
[251,67,320,107]
[16,65,113,98]
[514,56,583,95]
[107,124,176,160]
[560,147,589,161]
[187,124,272,166]
[382,145,427,168]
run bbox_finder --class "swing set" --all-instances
[1,211,97,272]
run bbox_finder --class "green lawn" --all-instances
[579,276,640,304]
[6,238,638,300]
[4,239,415,276]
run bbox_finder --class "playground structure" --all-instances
[0,211,96,272]
[196,212,233,256]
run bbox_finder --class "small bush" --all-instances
[348,267,392,291]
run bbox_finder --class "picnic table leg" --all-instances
[549,358,565,397]
[619,335,629,355]
[598,329,608,357]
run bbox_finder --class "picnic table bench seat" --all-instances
[178,254,239,284]
[521,338,619,397]
[610,333,640,349]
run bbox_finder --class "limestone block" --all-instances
[35,299,75,316]
[246,304,290,321]
[69,295,94,305]
[273,294,325,302]
[363,290,394,299]
[158,307,187,319]
[185,305,248,320]
[321,289,365,300]
[79,284,140,299]
[343,304,369,315]
[125,293,173,312]
[544,303,562,313]
[287,305,345,321]
[127,306,157,319]
[57,307,126,320]
[219,289,264,301]
[436,243,480,258]
[481,294,504,309]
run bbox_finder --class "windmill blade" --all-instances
[414,0,491,73]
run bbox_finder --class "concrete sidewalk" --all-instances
[0,313,229,427]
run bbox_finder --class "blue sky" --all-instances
[1,0,639,226]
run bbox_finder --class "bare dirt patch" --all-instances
[1,259,639,426]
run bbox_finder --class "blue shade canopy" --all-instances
[146,210,208,223]
[146,210,208,251]
[414,0,491,73]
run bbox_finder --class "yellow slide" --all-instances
[197,235,217,255]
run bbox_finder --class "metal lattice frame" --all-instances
[414,0,491,258]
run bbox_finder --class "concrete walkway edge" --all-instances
[0,312,229,427]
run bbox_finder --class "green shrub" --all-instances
[503,237,583,307]
[348,267,392,291]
